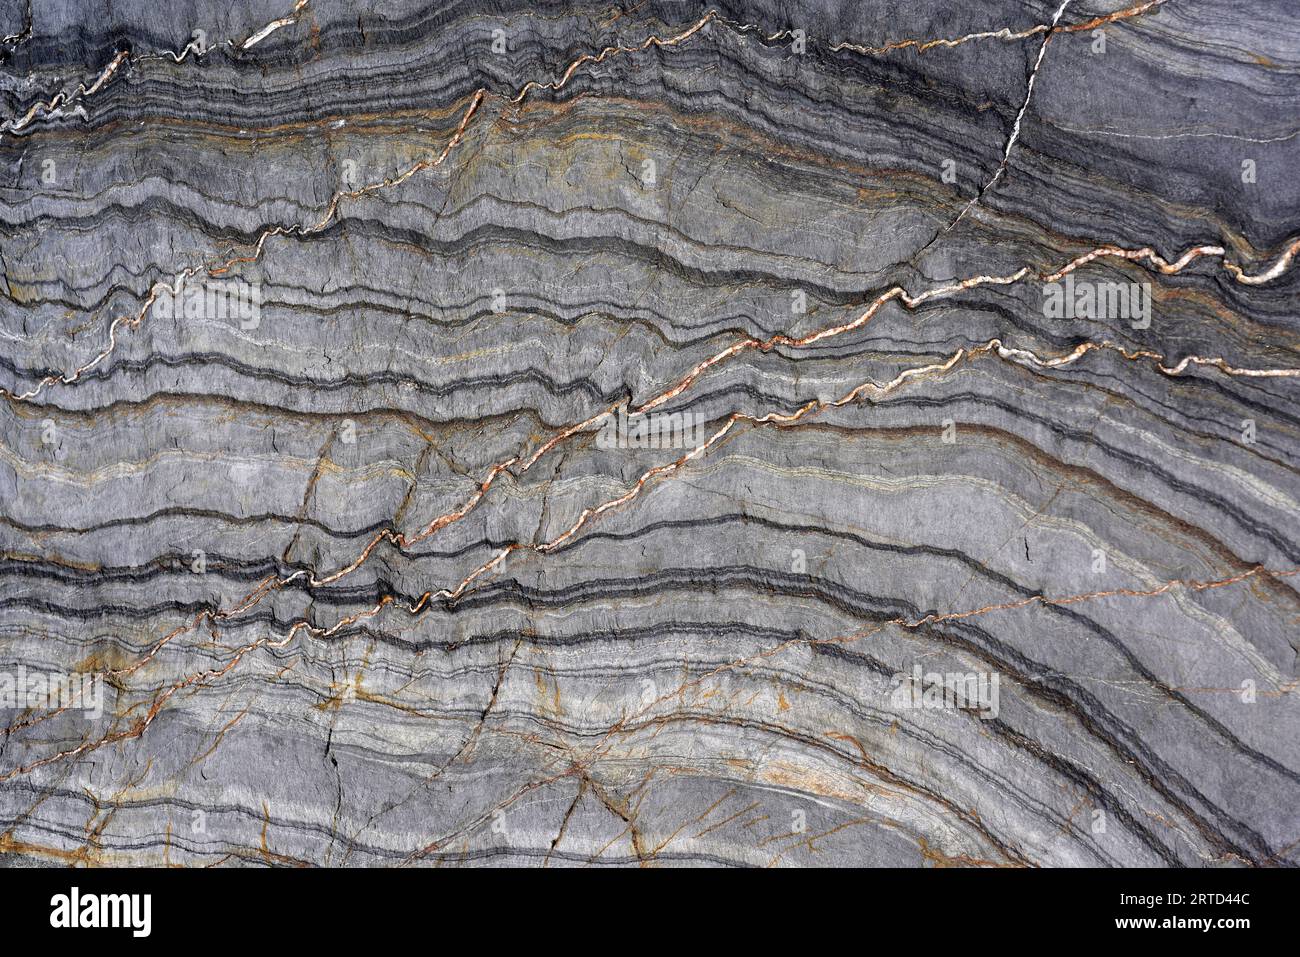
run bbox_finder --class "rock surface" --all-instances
[0,0,1298,866]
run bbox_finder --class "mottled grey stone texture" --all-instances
[0,0,1297,866]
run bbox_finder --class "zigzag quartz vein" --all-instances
[8,234,1296,701]
[6,308,1299,782]
[4,0,1299,866]
[5,2,1296,403]
[0,0,1170,136]
[5,29,1300,606]
[6,201,1300,779]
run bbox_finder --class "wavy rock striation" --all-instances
[0,0,1297,867]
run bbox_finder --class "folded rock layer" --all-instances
[0,0,1297,867]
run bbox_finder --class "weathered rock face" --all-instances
[0,0,1297,867]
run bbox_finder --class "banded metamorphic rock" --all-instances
[0,0,1298,867]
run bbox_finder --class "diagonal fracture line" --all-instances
[1,2,1291,728]
[8,540,1295,785]
[9,240,1297,747]
[2,0,1164,138]
[0,13,719,404]
[0,0,1233,408]
[947,0,1077,232]
[16,420,1300,783]
[284,327,1300,646]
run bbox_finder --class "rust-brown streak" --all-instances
[829,0,1170,55]
[6,240,1297,750]
[1,0,1163,140]
[3,5,1295,405]
[559,568,1300,835]
[6,557,1292,786]
[1,13,718,403]
[265,327,1300,646]
[399,562,1296,866]
[6,321,1296,775]
[6,9,1298,774]
[0,593,392,782]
